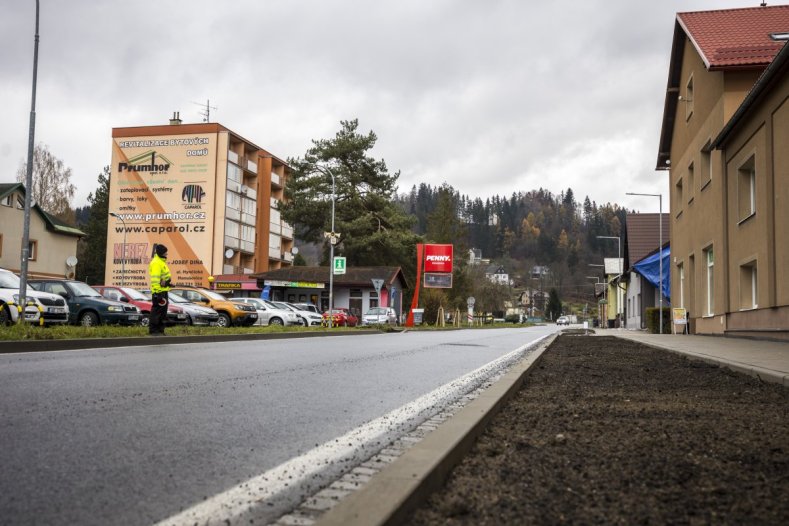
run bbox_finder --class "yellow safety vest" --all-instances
[149,254,172,293]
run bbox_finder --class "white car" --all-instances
[0,268,69,325]
[556,316,570,326]
[264,300,308,326]
[234,298,300,326]
[290,303,324,326]
[361,307,398,326]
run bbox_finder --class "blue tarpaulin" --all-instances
[632,246,670,301]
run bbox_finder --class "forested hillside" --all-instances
[396,183,630,300]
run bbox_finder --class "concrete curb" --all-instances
[0,328,378,354]
[314,333,559,526]
[609,335,789,387]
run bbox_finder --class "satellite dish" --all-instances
[225,249,234,259]
[66,256,78,267]
[291,247,299,255]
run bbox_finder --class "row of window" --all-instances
[676,246,757,317]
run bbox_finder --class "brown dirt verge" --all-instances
[409,335,789,525]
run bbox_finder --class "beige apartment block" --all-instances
[657,5,789,339]
[107,117,293,289]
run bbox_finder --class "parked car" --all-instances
[0,268,69,326]
[168,287,257,327]
[28,279,141,326]
[161,291,220,326]
[290,303,324,326]
[94,285,188,327]
[234,298,299,326]
[361,306,398,326]
[556,315,570,326]
[322,307,359,327]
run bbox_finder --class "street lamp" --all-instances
[18,0,41,318]
[308,163,337,328]
[109,212,126,287]
[627,192,664,334]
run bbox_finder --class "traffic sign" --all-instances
[333,257,346,275]
[371,278,384,294]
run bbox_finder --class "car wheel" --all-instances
[79,311,99,327]
[269,317,283,326]
[0,304,11,325]
[140,315,150,327]
[299,317,307,326]
[217,313,231,327]
[186,315,194,326]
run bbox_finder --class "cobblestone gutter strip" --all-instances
[298,333,558,526]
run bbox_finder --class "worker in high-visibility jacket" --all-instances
[148,243,172,335]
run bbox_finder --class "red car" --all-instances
[322,307,359,327]
[94,286,189,327]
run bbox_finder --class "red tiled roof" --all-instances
[678,5,789,69]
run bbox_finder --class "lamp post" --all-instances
[309,163,337,328]
[18,0,41,318]
[626,192,664,334]
[109,212,126,287]
[596,235,622,325]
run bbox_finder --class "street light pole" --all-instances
[18,0,41,318]
[109,212,126,287]
[627,192,664,334]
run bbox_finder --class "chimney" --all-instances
[169,111,182,125]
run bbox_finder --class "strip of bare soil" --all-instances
[409,335,789,525]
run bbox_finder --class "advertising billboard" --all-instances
[105,133,218,288]
[424,244,453,273]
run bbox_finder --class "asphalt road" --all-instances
[0,326,557,525]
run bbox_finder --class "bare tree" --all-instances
[16,143,76,222]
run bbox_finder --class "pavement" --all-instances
[313,328,789,526]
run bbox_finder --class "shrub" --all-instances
[645,307,672,334]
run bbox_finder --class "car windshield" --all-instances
[366,308,384,315]
[120,287,148,300]
[69,282,102,297]
[201,289,228,301]
[167,292,188,303]
[240,298,265,308]
[0,272,22,288]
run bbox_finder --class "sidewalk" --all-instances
[598,329,789,386]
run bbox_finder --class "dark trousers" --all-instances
[149,292,169,335]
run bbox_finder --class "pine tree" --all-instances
[76,167,110,284]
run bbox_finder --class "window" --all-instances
[226,191,240,211]
[739,262,757,310]
[17,196,25,209]
[675,177,684,216]
[704,247,714,316]
[687,162,695,203]
[225,219,240,239]
[701,140,712,189]
[26,240,38,261]
[684,75,694,120]
[678,263,685,309]
[370,291,379,309]
[227,163,242,183]
[269,233,281,250]
[738,156,756,222]
[1,195,11,207]
[349,288,363,317]
[241,224,255,243]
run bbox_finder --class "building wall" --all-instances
[668,39,761,334]
[0,197,80,278]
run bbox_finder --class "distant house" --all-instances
[657,5,789,338]
[485,265,509,285]
[467,248,490,266]
[0,183,85,279]
[623,213,670,329]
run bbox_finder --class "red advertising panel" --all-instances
[424,244,453,273]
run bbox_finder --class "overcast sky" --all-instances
[0,0,767,213]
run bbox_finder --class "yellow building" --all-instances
[106,116,293,289]
[657,5,789,338]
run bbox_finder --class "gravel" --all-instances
[408,335,789,525]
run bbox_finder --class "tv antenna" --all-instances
[191,99,217,122]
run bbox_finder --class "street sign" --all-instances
[467,296,475,307]
[371,278,384,294]
[324,231,341,245]
[333,257,346,275]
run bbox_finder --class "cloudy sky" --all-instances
[0,0,765,213]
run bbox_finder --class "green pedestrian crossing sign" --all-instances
[333,257,346,275]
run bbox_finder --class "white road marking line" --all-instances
[155,334,549,526]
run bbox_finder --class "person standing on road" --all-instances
[148,243,172,336]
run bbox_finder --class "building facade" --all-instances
[106,118,293,288]
[657,5,789,337]
[0,183,85,278]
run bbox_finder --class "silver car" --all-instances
[361,307,398,326]
[166,291,220,326]
[235,298,299,326]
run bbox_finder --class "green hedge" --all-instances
[645,307,672,334]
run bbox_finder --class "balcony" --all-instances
[226,208,240,221]
[281,224,294,240]
[269,222,281,234]
[241,212,256,225]
[282,252,294,263]
[268,247,281,259]
[228,150,239,164]
[240,240,255,254]
[243,267,255,275]
[224,236,240,249]
[240,185,257,200]
[271,172,282,188]
[241,156,258,175]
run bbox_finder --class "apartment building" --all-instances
[106,116,294,289]
[657,5,789,337]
